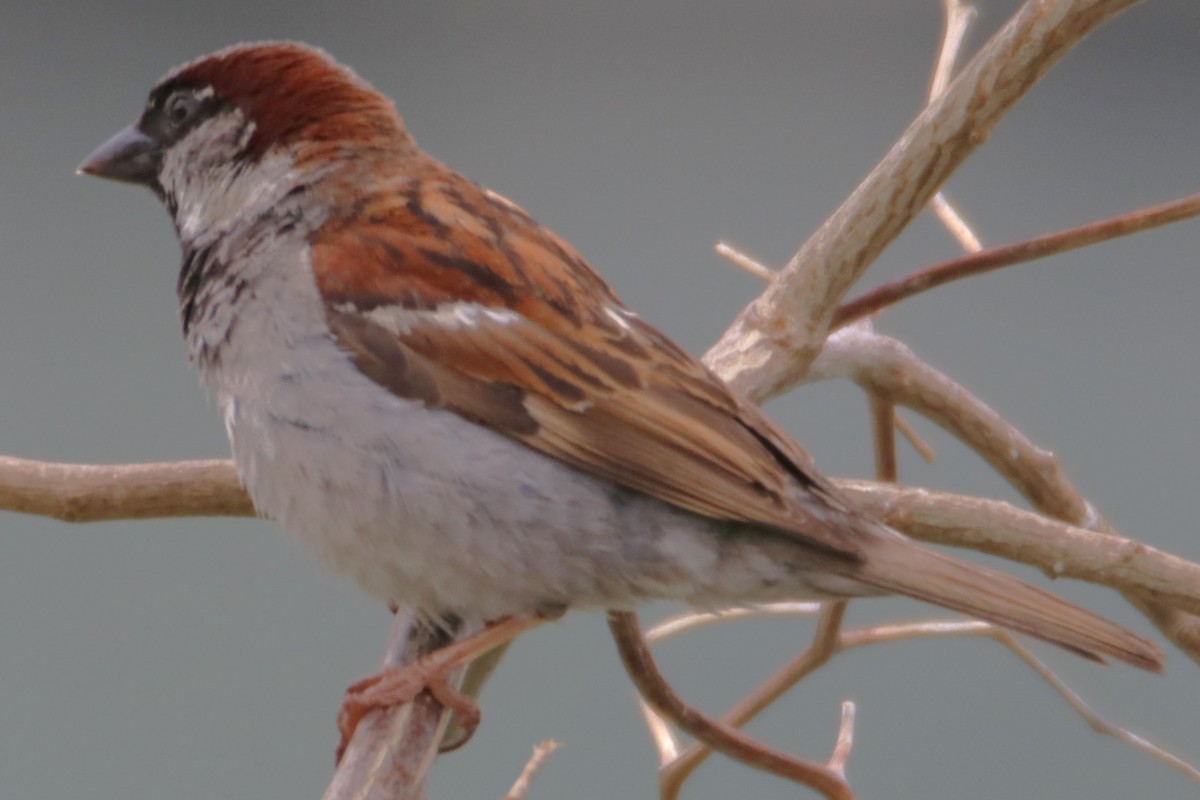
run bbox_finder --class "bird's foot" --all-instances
[336,659,479,763]
[334,614,546,763]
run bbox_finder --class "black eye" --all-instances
[165,91,199,126]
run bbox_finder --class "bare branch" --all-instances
[834,190,1200,327]
[503,740,562,800]
[894,414,936,463]
[640,701,681,768]
[810,326,1200,660]
[0,455,250,521]
[638,601,828,773]
[608,610,855,800]
[8,452,1193,627]
[827,701,857,779]
[643,608,1198,792]
[930,193,984,252]
[868,391,898,483]
[653,604,848,799]
[637,601,828,779]
[645,603,823,644]
[832,480,1200,617]
[715,241,775,282]
[706,0,1141,402]
[985,634,1200,784]
[929,0,977,100]
[927,0,984,251]
[810,326,1105,524]
[837,620,1200,784]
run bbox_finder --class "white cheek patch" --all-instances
[159,110,294,245]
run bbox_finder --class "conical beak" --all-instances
[77,124,160,186]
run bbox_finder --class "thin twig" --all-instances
[827,701,857,779]
[647,609,1198,789]
[833,190,1200,328]
[927,0,984,251]
[930,193,984,252]
[656,604,848,800]
[645,603,823,644]
[988,634,1200,784]
[715,241,775,282]
[608,611,855,800]
[638,604,825,770]
[929,0,977,100]
[640,704,680,767]
[868,392,898,483]
[836,620,1200,785]
[894,414,936,463]
[503,740,562,800]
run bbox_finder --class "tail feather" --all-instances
[854,531,1163,673]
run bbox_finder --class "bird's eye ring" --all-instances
[166,92,197,125]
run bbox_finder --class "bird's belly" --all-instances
[214,348,740,620]
[211,331,855,622]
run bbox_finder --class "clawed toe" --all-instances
[333,615,545,763]
[335,660,481,763]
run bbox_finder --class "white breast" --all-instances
[188,243,843,625]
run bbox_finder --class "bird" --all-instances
[78,41,1161,756]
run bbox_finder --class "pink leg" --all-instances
[335,615,544,762]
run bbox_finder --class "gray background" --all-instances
[1,1,1198,798]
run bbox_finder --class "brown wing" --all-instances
[311,175,863,561]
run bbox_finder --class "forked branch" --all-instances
[636,608,1200,795]
[610,609,856,800]
[705,0,1142,401]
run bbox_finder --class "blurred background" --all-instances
[1,1,1198,798]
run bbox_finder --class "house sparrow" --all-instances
[79,41,1162,751]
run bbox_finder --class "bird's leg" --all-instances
[335,614,547,762]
